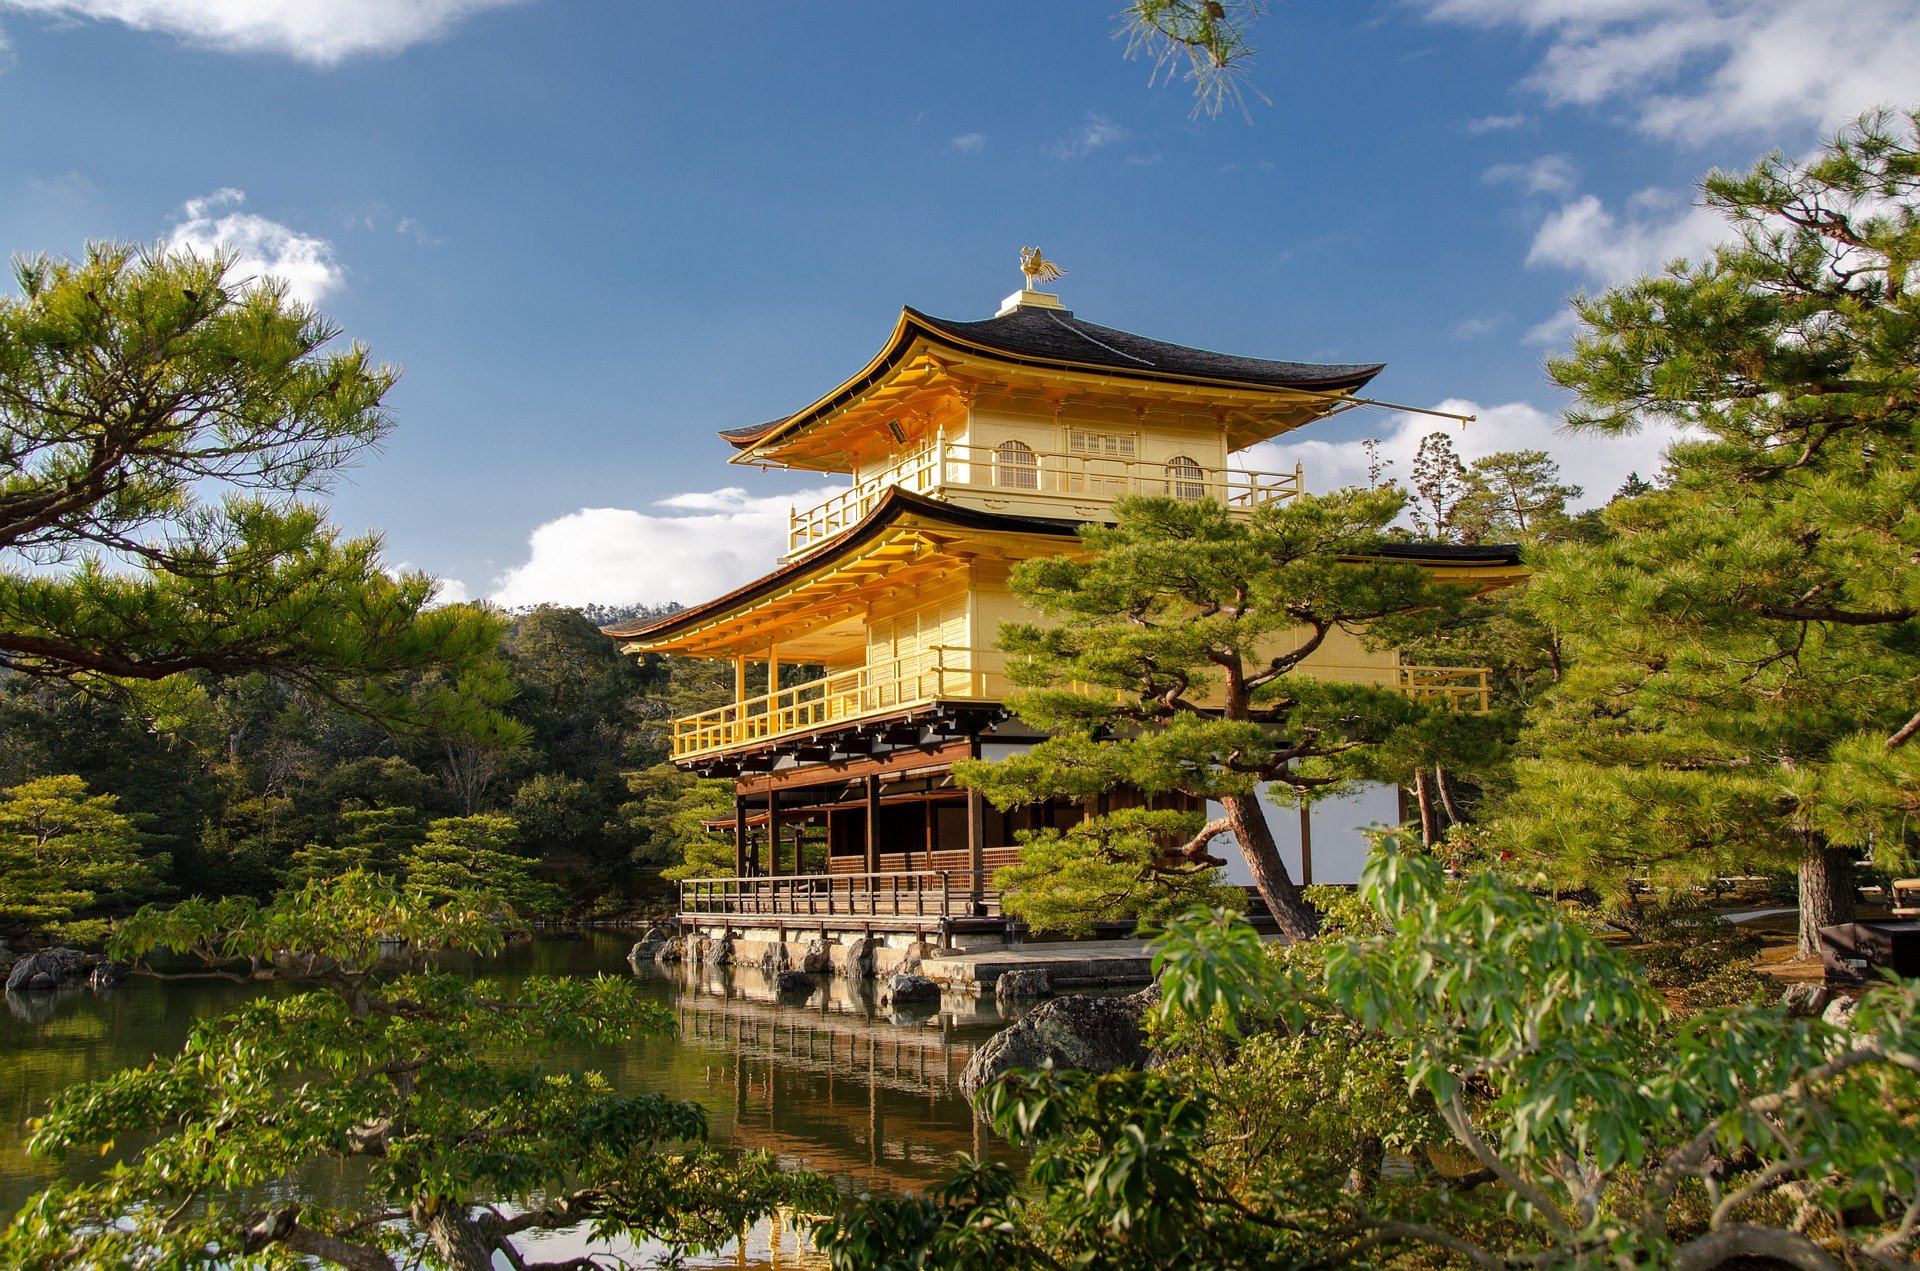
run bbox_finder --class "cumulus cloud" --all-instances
[1526,188,1729,283]
[488,484,841,610]
[1417,0,1920,142]
[1245,398,1686,510]
[0,0,532,65]
[949,132,986,153]
[1483,154,1577,195]
[167,188,344,305]
[1052,112,1128,158]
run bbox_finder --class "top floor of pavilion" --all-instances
[722,282,1392,560]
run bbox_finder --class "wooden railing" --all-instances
[672,647,1004,760]
[679,869,1000,921]
[1398,664,1491,712]
[789,440,1304,555]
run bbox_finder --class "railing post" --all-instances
[941,871,951,919]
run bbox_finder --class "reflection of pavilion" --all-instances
[661,968,1005,1188]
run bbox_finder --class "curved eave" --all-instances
[599,487,1082,646]
[724,308,1384,460]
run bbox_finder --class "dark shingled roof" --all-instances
[722,304,1386,452]
[909,306,1384,392]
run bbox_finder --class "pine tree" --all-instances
[955,491,1469,940]
[1506,106,1920,956]
[406,814,559,917]
[0,774,160,941]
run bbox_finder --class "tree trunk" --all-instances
[1433,765,1464,827]
[1221,792,1319,941]
[420,1204,495,1271]
[1413,769,1438,849]
[1797,842,1855,961]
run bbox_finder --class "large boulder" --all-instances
[994,969,1053,1001]
[5,947,96,994]
[959,986,1158,1103]
[776,969,817,999]
[628,924,674,968]
[652,935,685,965]
[844,935,880,980]
[89,959,128,988]
[801,937,834,975]
[881,973,940,1007]
[758,942,792,975]
[1822,995,1861,1031]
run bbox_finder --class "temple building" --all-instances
[606,269,1523,950]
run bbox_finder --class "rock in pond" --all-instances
[881,973,939,1007]
[801,937,834,975]
[5,947,96,993]
[994,969,1053,1001]
[959,985,1158,1103]
[776,970,817,999]
[89,959,128,987]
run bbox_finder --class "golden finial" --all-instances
[1019,246,1066,289]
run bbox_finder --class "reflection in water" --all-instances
[0,932,1007,1267]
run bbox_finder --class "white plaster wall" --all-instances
[1208,782,1400,887]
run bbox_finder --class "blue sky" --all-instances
[2,0,1916,607]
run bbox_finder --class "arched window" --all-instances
[1166,454,1206,501]
[993,439,1038,490]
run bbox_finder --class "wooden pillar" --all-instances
[767,644,780,696]
[734,794,748,876]
[767,787,781,878]
[865,774,881,873]
[1299,802,1314,887]
[967,788,985,908]
[921,799,936,871]
[733,655,747,703]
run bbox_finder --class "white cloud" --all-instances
[949,132,986,153]
[431,577,472,606]
[0,0,532,65]
[1483,154,1577,195]
[1451,313,1503,340]
[1052,112,1128,158]
[1525,188,1729,283]
[1465,111,1530,133]
[1523,308,1582,348]
[1417,0,1920,143]
[488,484,841,610]
[1245,398,1686,511]
[166,188,344,305]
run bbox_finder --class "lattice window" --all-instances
[1167,454,1206,500]
[993,439,1039,489]
[1066,428,1138,460]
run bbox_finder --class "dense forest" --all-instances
[0,603,732,927]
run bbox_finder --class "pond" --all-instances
[0,931,1019,1267]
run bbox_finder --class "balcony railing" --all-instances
[1398,664,1491,712]
[789,440,1304,555]
[679,869,1000,922]
[672,647,1004,760]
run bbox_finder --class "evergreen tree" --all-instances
[0,245,505,707]
[0,774,161,941]
[1506,106,1920,956]
[406,813,558,917]
[956,492,1469,939]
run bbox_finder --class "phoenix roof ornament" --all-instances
[1019,246,1066,289]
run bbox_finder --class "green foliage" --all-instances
[956,490,1470,938]
[1119,0,1270,120]
[1505,107,1920,952]
[992,809,1244,937]
[825,840,1920,1268]
[0,245,505,708]
[629,763,735,883]
[0,774,161,941]
[0,874,827,1268]
[405,814,560,918]
[286,805,425,884]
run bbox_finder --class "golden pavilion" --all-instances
[607,267,1522,949]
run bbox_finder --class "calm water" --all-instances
[1,932,1019,1266]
